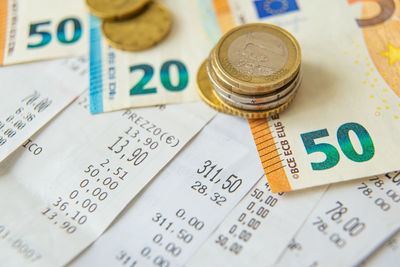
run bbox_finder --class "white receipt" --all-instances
[362,230,400,266]
[186,178,326,267]
[275,172,400,266]
[70,114,264,267]
[0,96,215,267]
[0,57,88,162]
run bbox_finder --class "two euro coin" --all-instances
[197,23,302,118]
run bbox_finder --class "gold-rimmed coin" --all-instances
[214,78,299,111]
[207,57,301,105]
[197,60,295,118]
[218,91,297,118]
[213,23,301,95]
[102,1,172,51]
[86,0,151,20]
[211,68,302,111]
[209,48,301,97]
[197,61,228,114]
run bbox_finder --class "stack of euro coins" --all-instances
[197,23,302,118]
[86,0,172,51]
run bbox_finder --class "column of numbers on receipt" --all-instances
[115,208,206,267]
[276,171,400,266]
[307,173,400,251]
[114,161,247,267]
[0,96,214,266]
[0,56,88,162]
[40,101,181,235]
[191,160,245,206]
[71,115,263,267]
[0,91,52,148]
[214,181,283,255]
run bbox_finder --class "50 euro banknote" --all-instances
[211,0,400,192]
[89,0,220,113]
[0,0,87,66]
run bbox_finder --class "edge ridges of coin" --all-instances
[208,57,302,104]
[217,90,298,119]
[214,75,301,111]
[214,69,302,109]
[212,69,301,105]
[198,60,299,118]
[197,60,230,114]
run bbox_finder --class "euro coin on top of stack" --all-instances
[86,0,172,51]
[197,23,302,118]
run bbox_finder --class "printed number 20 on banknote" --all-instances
[89,0,219,113]
[0,0,87,66]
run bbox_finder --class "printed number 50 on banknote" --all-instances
[214,0,400,192]
[89,0,219,113]
[0,0,87,66]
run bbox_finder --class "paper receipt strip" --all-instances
[0,96,215,267]
[70,114,264,267]
[0,57,88,163]
[275,171,400,266]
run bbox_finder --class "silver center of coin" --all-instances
[227,32,288,77]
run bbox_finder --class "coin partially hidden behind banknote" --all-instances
[197,23,302,118]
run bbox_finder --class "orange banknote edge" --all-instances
[212,0,400,192]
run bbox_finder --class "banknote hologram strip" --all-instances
[89,15,104,114]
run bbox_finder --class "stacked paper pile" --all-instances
[0,0,399,266]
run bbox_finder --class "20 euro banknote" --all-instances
[89,0,220,113]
